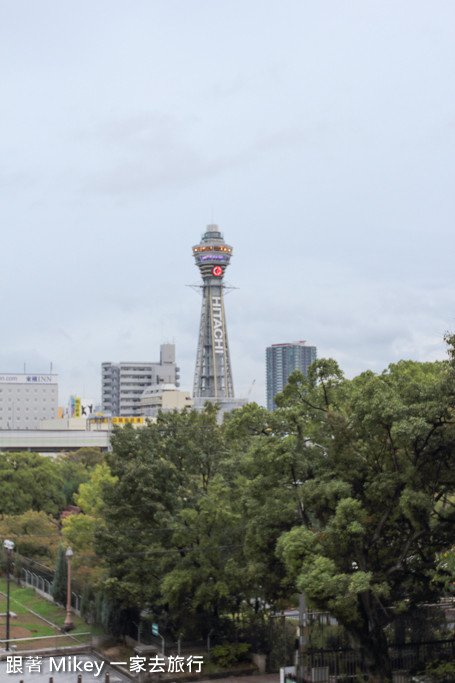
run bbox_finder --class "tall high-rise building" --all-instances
[192,224,235,400]
[266,341,317,411]
[102,343,179,416]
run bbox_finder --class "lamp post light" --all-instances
[62,546,74,632]
[3,539,14,651]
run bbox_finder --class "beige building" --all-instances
[140,384,193,418]
[0,373,58,429]
[39,417,89,431]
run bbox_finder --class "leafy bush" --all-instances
[210,642,251,668]
[424,659,455,681]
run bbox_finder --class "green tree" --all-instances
[272,354,455,681]
[160,476,249,637]
[95,418,188,609]
[224,401,308,611]
[87,352,455,670]
[61,462,117,581]
[55,448,104,506]
[91,402,305,643]
[0,510,60,564]
[0,452,65,517]
[65,447,105,469]
[95,405,253,637]
[51,544,68,605]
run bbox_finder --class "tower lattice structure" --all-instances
[192,224,235,399]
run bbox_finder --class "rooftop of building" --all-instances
[269,340,314,348]
[141,383,188,397]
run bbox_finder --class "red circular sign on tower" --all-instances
[212,265,223,277]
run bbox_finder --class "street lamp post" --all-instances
[3,540,14,651]
[63,546,74,632]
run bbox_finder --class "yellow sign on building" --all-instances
[112,417,144,424]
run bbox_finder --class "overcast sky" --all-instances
[1,1,454,407]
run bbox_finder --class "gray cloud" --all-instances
[1,1,454,406]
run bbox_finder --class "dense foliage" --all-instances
[94,404,253,638]
[3,348,455,680]
[275,356,455,680]
[0,452,65,516]
[91,345,455,680]
[51,544,68,605]
[0,510,60,563]
[0,450,104,582]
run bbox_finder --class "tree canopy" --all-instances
[55,448,105,505]
[94,404,251,637]
[83,346,455,678]
[0,452,65,517]
[61,462,117,581]
[3,347,455,680]
[274,355,455,680]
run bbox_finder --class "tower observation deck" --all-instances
[192,224,235,399]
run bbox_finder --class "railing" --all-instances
[21,567,82,611]
[301,639,455,681]
[0,631,91,647]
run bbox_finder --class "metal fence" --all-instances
[22,568,52,594]
[300,639,455,681]
[20,565,82,612]
[297,601,455,681]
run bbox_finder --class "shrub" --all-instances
[425,659,455,681]
[210,642,251,668]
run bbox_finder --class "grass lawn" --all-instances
[0,579,92,650]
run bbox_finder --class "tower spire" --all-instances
[192,224,234,399]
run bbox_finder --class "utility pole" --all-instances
[63,546,74,631]
[4,540,15,651]
[297,594,308,683]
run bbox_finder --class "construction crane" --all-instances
[247,379,256,402]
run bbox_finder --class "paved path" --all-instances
[0,655,280,683]
[202,675,279,683]
[0,654,129,683]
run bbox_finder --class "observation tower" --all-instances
[192,224,235,399]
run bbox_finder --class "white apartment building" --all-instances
[102,343,180,417]
[0,373,58,429]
